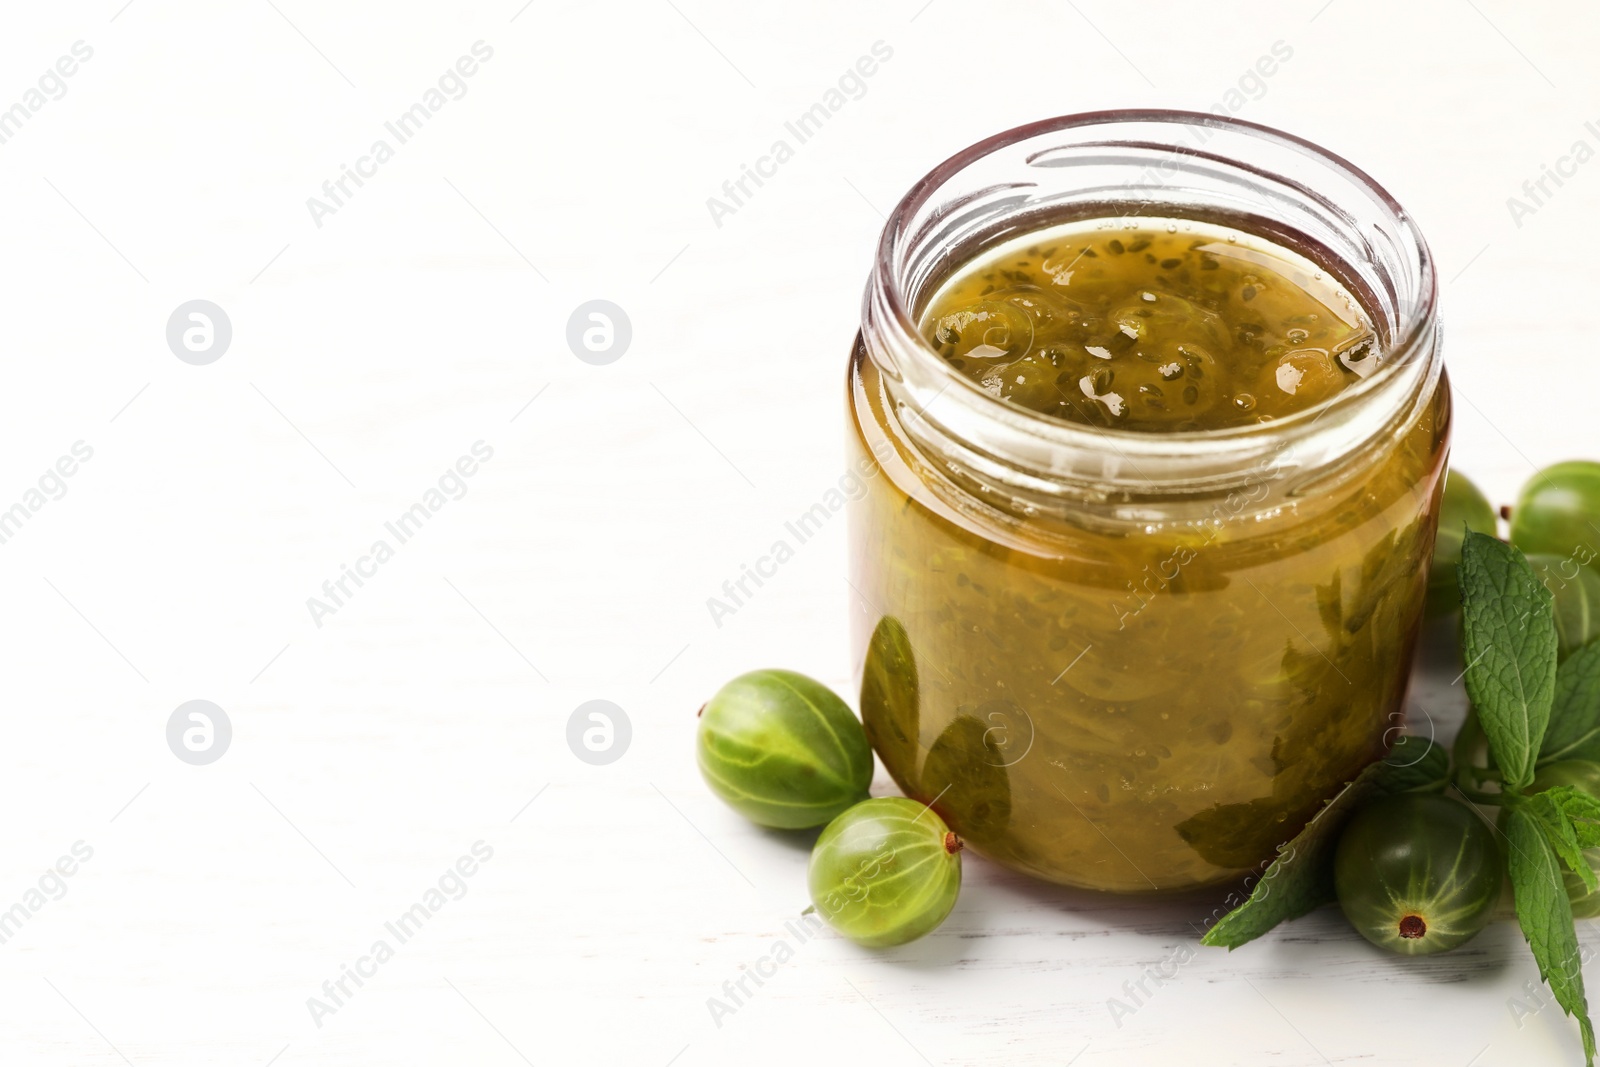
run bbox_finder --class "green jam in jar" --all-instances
[848,214,1448,893]
[924,220,1377,430]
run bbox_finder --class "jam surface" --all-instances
[921,219,1378,431]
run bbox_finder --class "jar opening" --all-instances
[862,110,1441,504]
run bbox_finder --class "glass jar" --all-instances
[846,111,1447,893]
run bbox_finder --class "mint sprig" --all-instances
[1197,525,1598,1062]
[1190,524,1600,1062]
[1460,530,1559,791]
[1460,531,1595,1065]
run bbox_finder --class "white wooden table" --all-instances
[1,1,1595,1063]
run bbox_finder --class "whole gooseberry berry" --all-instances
[808,797,962,947]
[1426,471,1498,618]
[696,669,872,829]
[1334,793,1501,955]
[1530,759,1600,798]
[1509,461,1600,579]
[1525,553,1600,661]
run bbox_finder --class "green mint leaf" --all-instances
[1461,530,1560,791]
[1544,785,1600,852]
[1529,791,1600,893]
[1200,737,1446,949]
[1507,806,1597,1066]
[1542,641,1600,765]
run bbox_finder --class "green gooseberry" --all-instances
[1426,471,1498,618]
[1334,793,1501,955]
[1530,758,1600,797]
[807,797,962,947]
[1563,854,1600,919]
[1509,461,1600,579]
[1525,553,1600,661]
[696,669,872,829]
[1527,760,1600,919]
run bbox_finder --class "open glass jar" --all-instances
[846,111,1447,893]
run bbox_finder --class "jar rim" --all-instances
[870,109,1438,460]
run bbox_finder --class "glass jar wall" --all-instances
[846,112,1447,892]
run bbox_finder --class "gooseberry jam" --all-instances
[847,113,1447,893]
[923,219,1377,430]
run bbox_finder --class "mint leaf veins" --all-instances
[1461,529,1559,792]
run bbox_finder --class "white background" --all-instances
[0,1,1595,1064]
